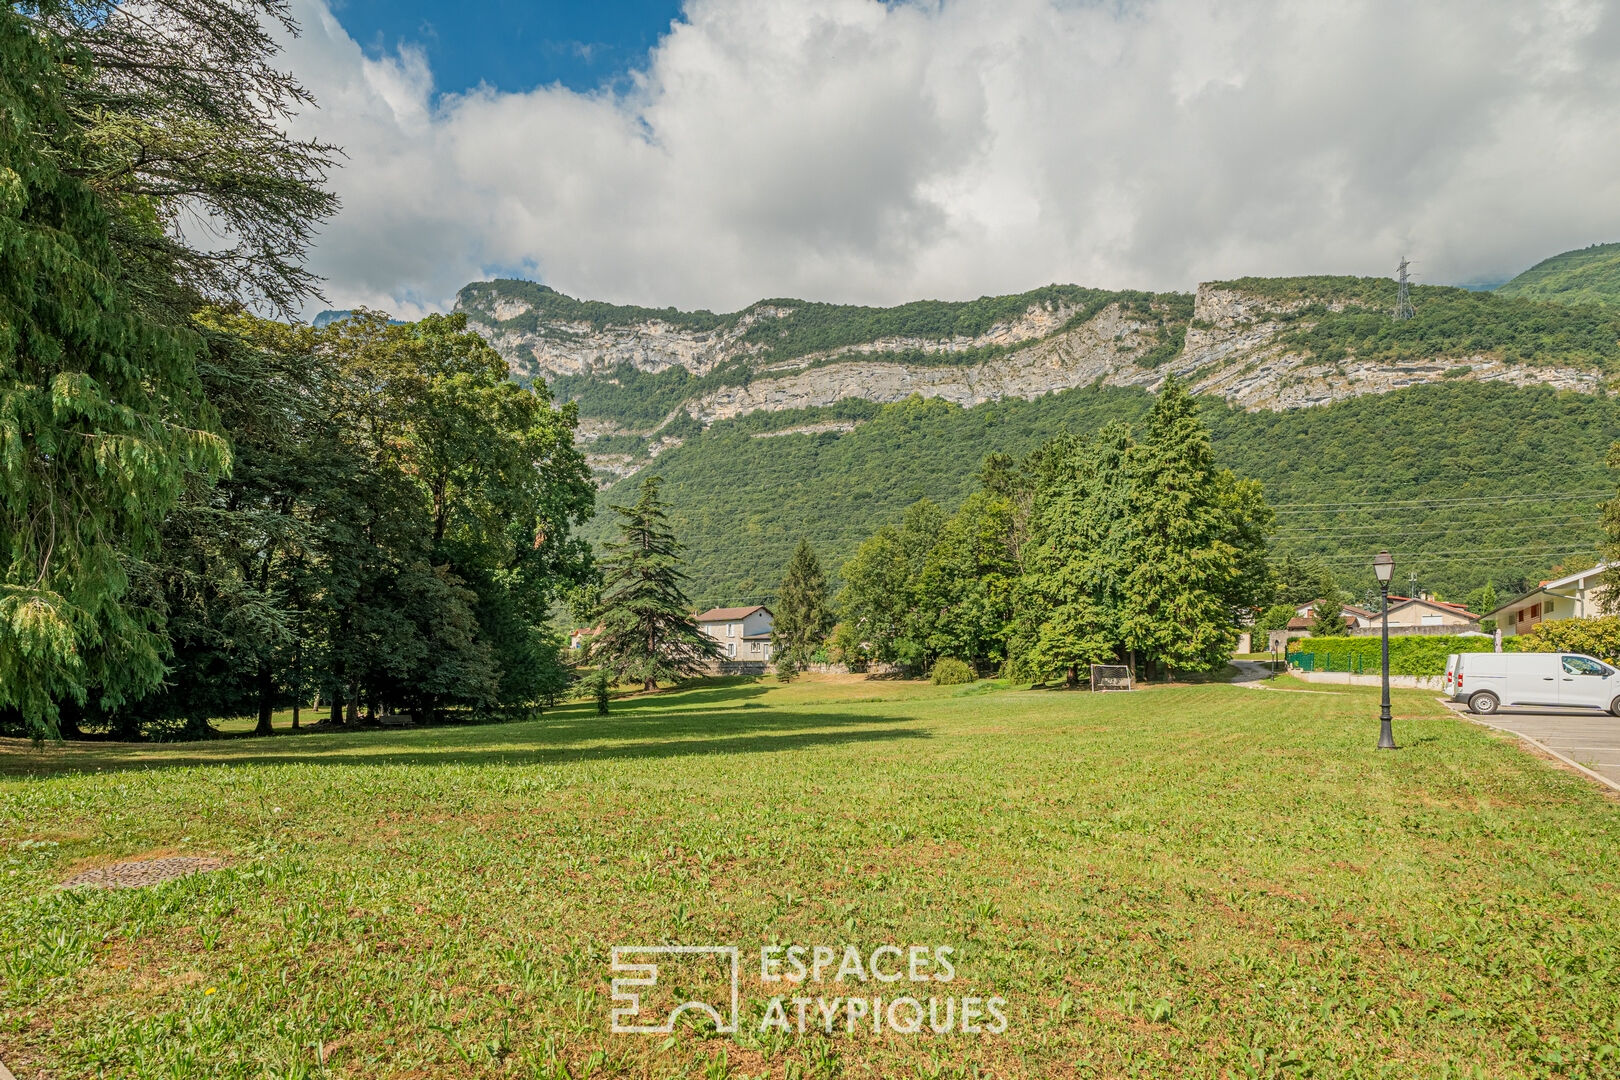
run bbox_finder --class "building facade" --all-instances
[1486,564,1611,637]
[695,605,775,662]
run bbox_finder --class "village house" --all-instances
[1285,601,1378,636]
[1375,595,1480,633]
[1485,563,1612,637]
[695,605,775,662]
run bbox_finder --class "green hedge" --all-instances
[1288,635,1498,677]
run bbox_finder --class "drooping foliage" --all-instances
[68,311,597,738]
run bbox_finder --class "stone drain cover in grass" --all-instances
[60,857,224,890]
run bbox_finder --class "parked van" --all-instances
[1446,652,1620,716]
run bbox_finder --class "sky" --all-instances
[282,0,1620,320]
[325,1,684,97]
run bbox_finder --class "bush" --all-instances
[1287,635,1496,677]
[930,658,975,685]
[1517,617,1620,663]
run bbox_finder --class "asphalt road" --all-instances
[1462,707,1620,791]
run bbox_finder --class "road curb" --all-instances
[1439,697,1620,795]
[1,1055,16,1080]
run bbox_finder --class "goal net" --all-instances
[1089,664,1132,692]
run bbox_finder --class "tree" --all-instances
[833,498,945,672]
[1016,426,1134,685]
[1272,554,1335,608]
[915,491,1020,670]
[1599,440,1620,614]
[1251,603,1298,647]
[772,541,832,676]
[1465,581,1499,620]
[592,476,719,690]
[1,0,336,738]
[1308,596,1349,637]
[1120,376,1272,678]
[1,12,228,737]
[833,528,910,669]
[30,0,339,316]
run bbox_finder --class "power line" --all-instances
[1270,491,1608,513]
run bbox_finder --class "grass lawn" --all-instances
[3,674,1619,1078]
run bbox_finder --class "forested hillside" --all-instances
[580,382,1619,610]
[1496,242,1620,308]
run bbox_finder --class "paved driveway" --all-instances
[1459,707,1620,791]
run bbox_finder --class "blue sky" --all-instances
[327,0,684,95]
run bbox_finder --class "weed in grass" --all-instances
[3,675,1620,1076]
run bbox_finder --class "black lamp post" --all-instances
[1373,550,1397,750]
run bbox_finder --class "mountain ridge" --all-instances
[454,274,1620,483]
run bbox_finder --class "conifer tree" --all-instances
[1121,376,1271,678]
[1,14,227,736]
[592,476,719,690]
[772,540,833,676]
[1018,425,1134,684]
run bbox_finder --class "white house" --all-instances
[1485,563,1612,637]
[695,605,775,662]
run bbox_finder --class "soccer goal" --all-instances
[1089,664,1133,692]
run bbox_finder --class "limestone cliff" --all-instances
[453,277,1613,479]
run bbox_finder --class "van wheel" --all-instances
[1468,691,1500,716]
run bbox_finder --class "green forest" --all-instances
[1496,241,1620,308]
[583,381,1620,611]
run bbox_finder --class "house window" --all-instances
[1530,603,1541,619]
[1421,614,1442,626]
[750,642,760,654]
[1545,599,1555,615]
[727,642,736,658]
[728,624,736,637]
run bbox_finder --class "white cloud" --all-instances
[281,0,1620,317]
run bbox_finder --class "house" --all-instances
[1378,595,1479,632]
[568,627,600,651]
[1292,602,1377,630]
[1485,563,1611,637]
[695,605,775,662]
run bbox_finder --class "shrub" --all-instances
[1517,617,1620,663]
[931,658,975,685]
[1287,634,1496,677]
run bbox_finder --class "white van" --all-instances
[1446,652,1620,716]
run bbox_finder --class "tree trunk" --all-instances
[328,691,342,725]
[253,661,275,737]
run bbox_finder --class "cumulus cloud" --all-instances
[279,0,1620,317]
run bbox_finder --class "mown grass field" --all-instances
[3,674,1619,1078]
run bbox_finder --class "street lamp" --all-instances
[1373,550,1396,750]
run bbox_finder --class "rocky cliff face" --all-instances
[455,279,1608,477]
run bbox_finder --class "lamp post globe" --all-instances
[1373,550,1396,750]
